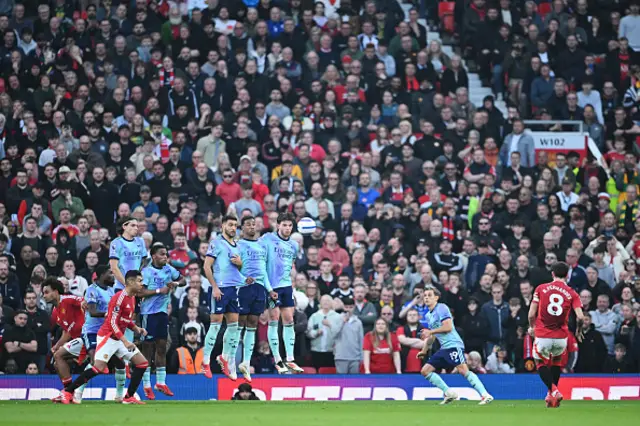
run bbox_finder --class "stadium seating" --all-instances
[318,367,337,374]
[438,2,456,34]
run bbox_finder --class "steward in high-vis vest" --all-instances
[172,327,204,374]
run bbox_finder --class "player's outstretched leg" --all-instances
[154,339,172,396]
[60,364,103,404]
[202,320,221,378]
[421,363,458,404]
[458,364,493,404]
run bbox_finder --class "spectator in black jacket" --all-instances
[575,312,608,372]
[23,289,49,371]
[459,297,489,357]
[0,263,20,309]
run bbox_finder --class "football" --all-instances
[297,217,317,235]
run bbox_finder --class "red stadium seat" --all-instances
[438,2,456,34]
[302,367,317,374]
[538,2,552,20]
[318,367,337,374]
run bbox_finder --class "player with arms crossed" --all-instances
[418,286,494,405]
[528,261,584,408]
[262,212,304,374]
[237,216,278,381]
[109,216,149,378]
[138,243,185,399]
[202,215,254,379]
[74,266,124,403]
[59,270,150,405]
[43,277,88,402]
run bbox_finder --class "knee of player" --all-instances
[456,364,469,375]
[421,364,434,377]
[155,340,167,353]
[53,349,66,361]
[247,316,259,328]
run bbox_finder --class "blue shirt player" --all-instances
[109,217,149,292]
[418,286,493,405]
[202,215,254,381]
[236,215,277,382]
[262,212,304,374]
[139,243,184,399]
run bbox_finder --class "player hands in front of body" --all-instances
[417,286,494,405]
[137,243,186,400]
[59,270,150,405]
[202,215,254,380]
[528,261,584,408]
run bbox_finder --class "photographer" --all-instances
[232,383,260,400]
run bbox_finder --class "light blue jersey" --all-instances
[82,284,114,334]
[110,236,149,290]
[140,264,181,314]
[206,236,246,287]
[425,303,465,350]
[262,232,298,290]
[238,238,273,291]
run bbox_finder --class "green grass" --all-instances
[0,401,634,426]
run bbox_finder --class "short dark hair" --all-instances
[222,214,238,224]
[277,212,295,224]
[241,215,255,226]
[551,261,570,279]
[43,277,64,294]
[424,285,441,297]
[125,270,142,283]
[150,243,167,255]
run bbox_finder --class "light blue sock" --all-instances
[124,328,134,342]
[243,327,256,364]
[283,323,295,362]
[465,371,488,397]
[267,321,281,363]
[222,322,238,360]
[142,367,151,388]
[115,369,126,398]
[426,372,450,392]
[203,322,221,365]
[156,367,166,385]
[76,364,92,397]
[230,325,241,363]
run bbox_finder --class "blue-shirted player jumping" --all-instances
[418,285,494,405]
[237,215,278,382]
[109,216,149,378]
[139,243,185,400]
[262,212,304,374]
[74,266,120,403]
[202,215,254,380]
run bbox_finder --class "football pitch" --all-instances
[0,401,635,426]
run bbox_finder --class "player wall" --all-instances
[0,375,638,401]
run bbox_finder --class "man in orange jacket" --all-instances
[170,327,204,374]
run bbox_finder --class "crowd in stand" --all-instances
[0,0,639,376]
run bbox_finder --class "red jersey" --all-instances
[51,295,85,339]
[363,331,401,374]
[533,280,581,338]
[98,290,137,340]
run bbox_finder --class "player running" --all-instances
[43,277,87,402]
[202,215,254,380]
[59,270,150,405]
[73,266,124,404]
[528,261,584,408]
[139,243,184,399]
[109,216,149,378]
[237,216,278,382]
[417,286,494,405]
[262,212,304,374]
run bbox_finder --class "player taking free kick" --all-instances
[417,286,493,405]
[528,261,584,408]
[59,270,150,405]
